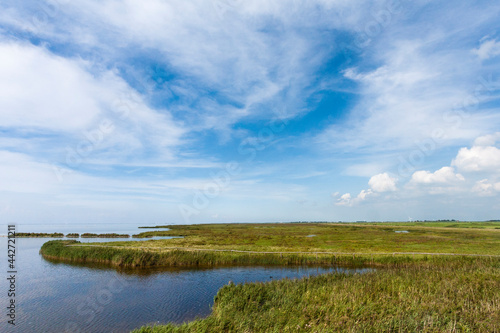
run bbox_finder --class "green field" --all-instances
[40,222,500,332]
[114,222,500,255]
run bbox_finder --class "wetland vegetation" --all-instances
[39,222,500,332]
[16,232,64,237]
[133,257,499,332]
[80,233,130,238]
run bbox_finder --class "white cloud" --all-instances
[357,189,373,200]
[320,38,487,152]
[336,193,352,206]
[411,167,464,184]
[368,173,397,192]
[472,179,500,196]
[473,132,500,146]
[452,145,500,172]
[0,42,101,131]
[335,172,395,206]
[0,41,186,164]
[334,189,373,207]
[472,38,500,60]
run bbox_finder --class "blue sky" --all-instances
[1,0,500,225]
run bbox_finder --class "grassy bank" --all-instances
[40,240,430,268]
[40,222,500,267]
[133,257,500,332]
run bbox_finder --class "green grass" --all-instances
[112,222,500,255]
[362,221,500,229]
[132,257,500,332]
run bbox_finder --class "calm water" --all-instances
[0,225,371,333]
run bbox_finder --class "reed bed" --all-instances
[16,232,64,238]
[133,257,500,332]
[41,240,494,269]
[80,233,130,238]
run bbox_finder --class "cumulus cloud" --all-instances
[472,38,500,60]
[357,189,373,200]
[368,173,397,192]
[334,189,374,207]
[452,133,500,172]
[411,167,464,184]
[335,172,394,206]
[336,193,352,206]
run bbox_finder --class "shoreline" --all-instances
[40,240,499,270]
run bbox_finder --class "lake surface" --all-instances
[0,225,371,333]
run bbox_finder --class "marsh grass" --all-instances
[80,233,130,238]
[123,222,500,255]
[41,240,436,268]
[133,258,500,332]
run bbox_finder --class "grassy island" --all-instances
[16,232,64,238]
[39,222,500,332]
[80,233,130,238]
